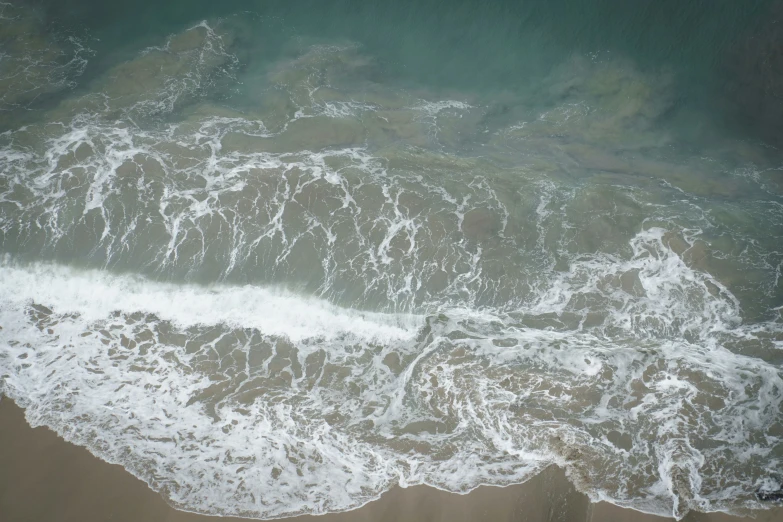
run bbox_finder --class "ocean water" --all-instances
[1,0,782,519]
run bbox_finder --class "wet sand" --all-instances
[0,397,780,522]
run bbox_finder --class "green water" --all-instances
[7,1,777,132]
[1,0,782,520]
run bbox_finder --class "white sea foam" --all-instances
[0,261,422,342]
[1,222,782,519]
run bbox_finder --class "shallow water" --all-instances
[1,0,782,519]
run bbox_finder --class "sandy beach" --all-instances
[0,397,780,522]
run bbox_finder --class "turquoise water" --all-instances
[1,0,782,519]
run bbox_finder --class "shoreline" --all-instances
[1,397,781,522]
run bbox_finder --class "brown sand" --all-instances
[0,398,781,522]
